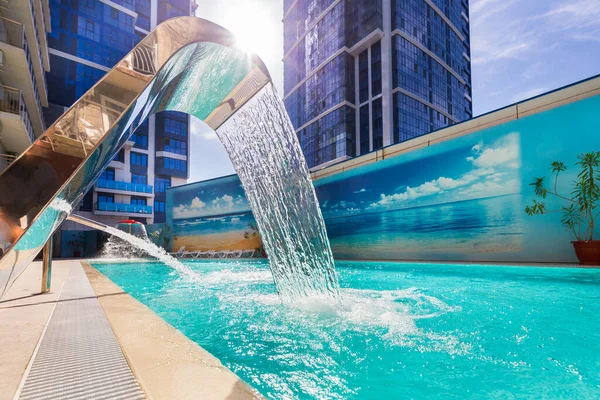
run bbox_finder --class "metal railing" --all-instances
[96,179,153,193]
[130,42,157,75]
[0,17,46,133]
[96,202,153,214]
[0,16,25,48]
[0,154,16,174]
[0,85,36,143]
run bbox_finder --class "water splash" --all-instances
[216,85,339,302]
[100,234,149,259]
[103,227,199,281]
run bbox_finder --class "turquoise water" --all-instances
[92,260,600,399]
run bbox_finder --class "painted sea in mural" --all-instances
[325,194,523,260]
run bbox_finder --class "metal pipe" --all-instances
[41,236,52,293]
[66,214,110,232]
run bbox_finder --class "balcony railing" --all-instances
[0,85,36,143]
[96,202,152,214]
[0,16,25,48]
[0,154,16,174]
[0,17,46,132]
[96,179,153,193]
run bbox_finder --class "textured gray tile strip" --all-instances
[19,264,144,400]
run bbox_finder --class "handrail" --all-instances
[96,179,153,193]
[0,85,36,143]
[0,17,46,133]
[96,201,153,214]
[0,17,24,48]
[0,154,16,174]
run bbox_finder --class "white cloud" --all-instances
[173,194,248,219]
[353,188,368,194]
[191,197,205,209]
[367,133,521,211]
[466,133,520,169]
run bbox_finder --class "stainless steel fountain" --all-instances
[0,17,339,301]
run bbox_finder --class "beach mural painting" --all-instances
[318,130,523,260]
[166,93,600,263]
[167,130,523,260]
[166,175,261,252]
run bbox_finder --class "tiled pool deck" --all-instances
[0,261,259,400]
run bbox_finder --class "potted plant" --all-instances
[525,151,600,265]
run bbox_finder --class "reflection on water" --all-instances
[326,194,523,260]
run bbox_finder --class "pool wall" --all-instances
[165,75,600,263]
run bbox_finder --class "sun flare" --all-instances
[224,2,278,59]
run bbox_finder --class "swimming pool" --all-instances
[92,260,600,399]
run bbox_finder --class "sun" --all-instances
[223,2,278,59]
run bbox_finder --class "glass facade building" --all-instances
[45,0,196,225]
[283,0,472,169]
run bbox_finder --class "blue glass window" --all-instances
[359,50,369,104]
[131,197,147,206]
[130,152,148,166]
[154,200,166,213]
[371,41,382,96]
[97,193,114,203]
[372,98,383,150]
[131,174,147,185]
[99,167,115,181]
[157,157,186,172]
[131,133,148,149]
[154,177,171,193]
[360,105,370,154]
[161,138,187,155]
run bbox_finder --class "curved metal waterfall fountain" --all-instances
[0,17,339,301]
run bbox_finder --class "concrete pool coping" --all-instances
[0,260,261,400]
[81,261,261,400]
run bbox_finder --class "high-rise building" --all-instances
[44,0,196,256]
[283,0,472,169]
[45,0,197,238]
[0,0,51,174]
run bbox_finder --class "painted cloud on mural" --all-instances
[368,132,521,212]
[317,131,522,219]
[173,193,249,219]
[169,175,251,220]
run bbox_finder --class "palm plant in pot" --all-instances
[525,151,600,265]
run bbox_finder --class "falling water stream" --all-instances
[216,85,340,302]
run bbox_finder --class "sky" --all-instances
[187,0,600,183]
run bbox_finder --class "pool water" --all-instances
[92,260,600,399]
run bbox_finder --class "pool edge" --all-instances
[81,261,263,400]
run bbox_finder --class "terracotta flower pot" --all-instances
[571,241,600,266]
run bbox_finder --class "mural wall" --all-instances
[166,93,600,263]
[166,175,262,252]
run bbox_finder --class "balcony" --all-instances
[95,179,153,196]
[1,0,48,104]
[0,85,37,152]
[0,17,46,138]
[95,202,153,215]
